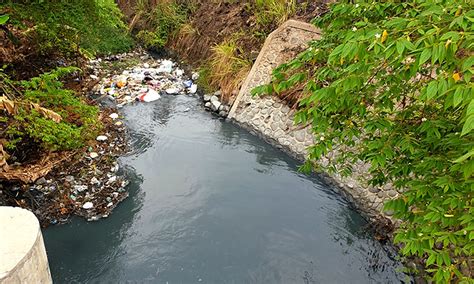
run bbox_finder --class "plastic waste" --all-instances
[83,202,94,210]
[116,76,127,88]
[96,135,108,141]
[166,87,180,95]
[158,60,173,73]
[109,113,119,120]
[175,68,185,77]
[183,80,193,88]
[138,89,161,102]
[189,84,198,94]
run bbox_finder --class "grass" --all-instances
[132,0,193,49]
[254,0,297,28]
[204,38,252,102]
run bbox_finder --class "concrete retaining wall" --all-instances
[0,207,52,284]
[229,20,400,220]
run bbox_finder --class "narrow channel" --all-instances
[43,94,407,283]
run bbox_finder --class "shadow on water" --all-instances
[44,94,410,283]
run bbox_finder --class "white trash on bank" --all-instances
[92,59,199,107]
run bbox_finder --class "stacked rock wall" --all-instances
[228,20,399,220]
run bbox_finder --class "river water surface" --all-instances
[43,94,407,283]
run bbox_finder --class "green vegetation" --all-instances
[255,0,473,282]
[3,67,99,152]
[254,0,296,28]
[2,0,133,56]
[204,38,252,102]
[132,0,192,49]
[1,1,129,156]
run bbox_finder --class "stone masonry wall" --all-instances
[228,20,400,220]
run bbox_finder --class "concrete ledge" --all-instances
[0,207,52,283]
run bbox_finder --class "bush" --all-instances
[2,0,133,56]
[4,67,100,151]
[254,1,473,282]
[133,0,191,49]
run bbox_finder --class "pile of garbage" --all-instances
[91,59,199,107]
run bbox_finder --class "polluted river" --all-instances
[42,58,408,283]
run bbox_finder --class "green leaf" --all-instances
[461,114,474,136]
[427,81,438,100]
[0,14,9,25]
[462,56,474,72]
[453,87,463,107]
[454,149,474,163]
[396,40,405,55]
[419,48,432,67]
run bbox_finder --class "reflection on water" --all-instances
[43,95,409,283]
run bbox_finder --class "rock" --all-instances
[143,63,150,68]
[204,102,212,109]
[214,91,222,97]
[377,191,387,199]
[203,94,211,102]
[36,177,47,185]
[89,152,99,159]
[96,135,108,142]
[218,105,225,112]
[219,111,228,117]
[294,130,306,142]
[387,190,398,198]
[210,95,219,102]
[271,122,279,131]
[368,187,380,193]
[82,202,94,210]
[191,72,199,81]
[211,100,221,112]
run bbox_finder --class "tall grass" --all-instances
[205,38,252,102]
[254,0,296,27]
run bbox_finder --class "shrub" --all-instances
[4,67,100,151]
[133,0,191,49]
[2,0,133,56]
[254,1,473,282]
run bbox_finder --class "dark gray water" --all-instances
[43,95,407,283]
